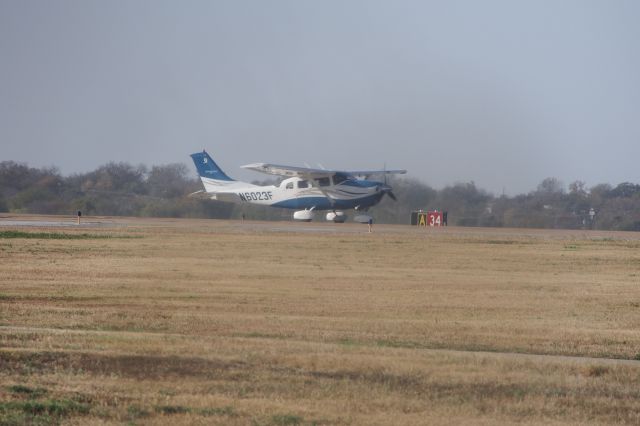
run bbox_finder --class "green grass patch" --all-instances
[127,404,150,419]
[154,405,237,417]
[0,230,140,239]
[376,339,424,349]
[198,406,236,416]
[483,240,522,245]
[0,399,90,423]
[584,365,609,377]
[270,413,304,425]
[155,405,191,415]
[7,385,47,398]
[235,332,289,339]
[337,337,361,347]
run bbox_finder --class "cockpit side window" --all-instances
[316,177,331,187]
[298,180,309,188]
[286,182,294,189]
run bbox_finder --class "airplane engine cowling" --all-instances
[326,211,347,223]
[293,210,314,222]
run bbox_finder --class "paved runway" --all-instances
[2,214,639,240]
[0,217,120,228]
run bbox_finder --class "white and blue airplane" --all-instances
[190,150,406,222]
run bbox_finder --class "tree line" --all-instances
[370,177,640,231]
[1,161,638,231]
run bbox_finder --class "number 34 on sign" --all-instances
[417,211,442,227]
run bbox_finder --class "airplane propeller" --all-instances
[379,184,397,201]
[381,164,397,201]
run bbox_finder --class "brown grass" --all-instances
[1,216,640,424]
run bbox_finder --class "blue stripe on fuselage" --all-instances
[272,193,383,210]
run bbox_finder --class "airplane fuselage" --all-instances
[189,150,404,221]
[201,176,385,211]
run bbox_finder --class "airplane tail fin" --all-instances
[190,150,235,182]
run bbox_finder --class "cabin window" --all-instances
[286,182,294,189]
[298,180,309,189]
[316,177,330,187]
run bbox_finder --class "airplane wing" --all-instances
[241,163,406,179]
[241,163,333,178]
[345,169,407,178]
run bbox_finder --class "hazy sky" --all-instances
[1,1,638,194]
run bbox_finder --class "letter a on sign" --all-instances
[418,214,427,226]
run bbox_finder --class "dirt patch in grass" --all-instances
[0,350,245,379]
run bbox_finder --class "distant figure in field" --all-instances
[368,217,373,233]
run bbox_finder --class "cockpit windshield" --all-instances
[333,174,348,185]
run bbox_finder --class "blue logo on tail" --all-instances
[190,151,234,181]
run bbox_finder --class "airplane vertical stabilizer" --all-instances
[190,151,235,182]
[189,150,253,193]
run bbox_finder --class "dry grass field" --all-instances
[1,215,640,425]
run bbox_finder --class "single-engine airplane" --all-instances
[190,150,406,222]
